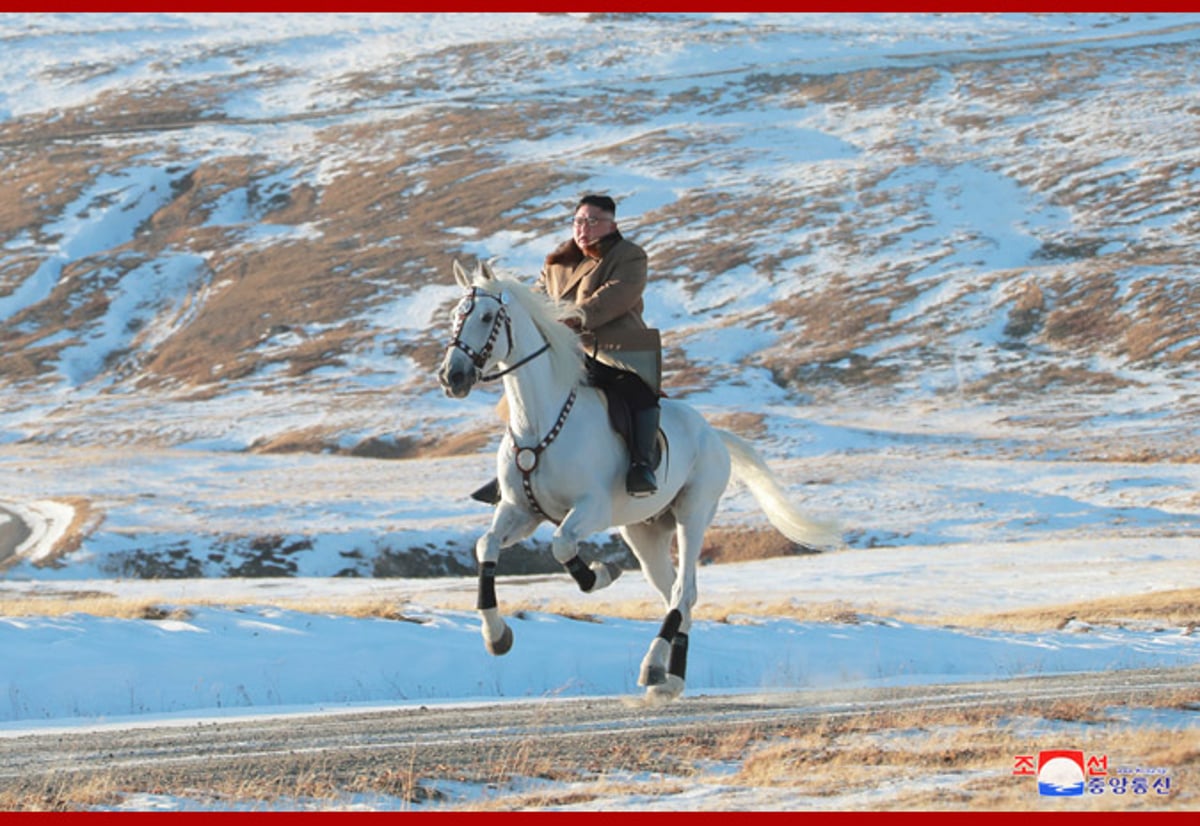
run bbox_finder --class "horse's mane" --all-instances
[476,270,585,389]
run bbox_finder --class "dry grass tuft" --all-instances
[0,776,125,812]
[938,588,1200,633]
[0,594,424,623]
[699,525,817,564]
[135,604,194,622]
[455,691,1200,811]
[248,427,493,460]
[730,703,1199,810]
[7,586,1195,645]
[0,595,169,620]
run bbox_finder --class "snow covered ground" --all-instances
[0,11,1198,810]
[2,541,1199,728]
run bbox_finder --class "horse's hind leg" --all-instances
[621,513,676,600]
[645,473,725,701]
[620,517,681,691]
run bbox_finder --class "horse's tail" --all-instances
[717,429,842,552]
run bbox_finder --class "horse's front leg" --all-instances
[476,503,540,656]
[551,495,622,594]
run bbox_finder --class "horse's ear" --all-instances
[453,259,470,288]
[479,260,495,282]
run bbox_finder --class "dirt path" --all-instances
[2,666,1195,808]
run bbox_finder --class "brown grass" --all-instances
[0,775,126,813]
[245,423,494,459]
[0,594,437,623]
[6,586,1196,639]
[0,594,194,620]
[6,710,1195,812]
[698,525,814,564]
[0,759,441,812]
[450,693,1200,812]
[938,588,1200,634]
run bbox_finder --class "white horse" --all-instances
[437,260,839,701]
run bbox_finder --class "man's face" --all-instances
[572,205,615,248]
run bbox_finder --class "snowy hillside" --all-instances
[0,12,1198,578]
[2,17,1198,812]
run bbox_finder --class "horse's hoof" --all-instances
[484,624,513,656]
[586,560,622,593]
[646,675,685,702]
[639,664,666,687]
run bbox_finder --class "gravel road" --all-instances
[2,666,1196,807]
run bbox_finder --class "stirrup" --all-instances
[626,464,657,497]
[470,478,501,505]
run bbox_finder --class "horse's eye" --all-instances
[480,311,494,324]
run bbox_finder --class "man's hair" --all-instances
[577,194,616,215]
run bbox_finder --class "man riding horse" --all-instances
[472,194,662,504]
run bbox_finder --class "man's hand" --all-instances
[561,316,583,331]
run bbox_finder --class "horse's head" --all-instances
[438,260,510,398]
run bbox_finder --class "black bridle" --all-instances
[448,283,581,523]
[449,286,549,382]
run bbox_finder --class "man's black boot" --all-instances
[470,478,501,505]
[625,405,660,497]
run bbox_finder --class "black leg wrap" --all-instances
[476,561,498,611]
[564,555,596,592]
[668,632,689,680]
[657,608,682,642]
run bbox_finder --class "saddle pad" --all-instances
[588,327,662,394]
